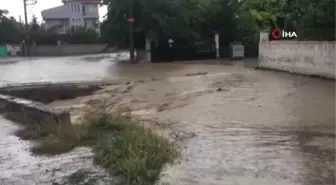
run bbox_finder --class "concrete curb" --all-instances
[0,80,124,89]
[255,67,336,81]
[0,94,71,124]
[0,81,126,124]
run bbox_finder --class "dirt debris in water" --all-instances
[1,62,334,185]
[48,64,335,185]
[184,72,208,76]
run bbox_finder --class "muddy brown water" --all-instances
[155,71,335,185]
[0,55,335,185]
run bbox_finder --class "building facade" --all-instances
[41,0,101,35]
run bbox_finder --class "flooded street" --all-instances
[154,72,335,185]
[0,53,130,85]
[0,117,116,185]
[0,54,335,185]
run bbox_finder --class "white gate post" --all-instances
[260,31,269,42]
[145,37,151,62]
[214,32,220,59]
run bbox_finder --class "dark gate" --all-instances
[151,38,216,62]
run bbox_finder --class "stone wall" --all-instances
[259,40,335,79]
[29,44,116,56]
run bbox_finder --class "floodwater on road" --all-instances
[153,71,335,185]
[0,54,335,185]
[0,53,130,86]
[0,117,115,185]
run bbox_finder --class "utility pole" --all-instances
[19,16,22,30]
[23,0,29,56]
[23,0,37,56]
[128,0,135,63]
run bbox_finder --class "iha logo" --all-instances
[271,29,297,39]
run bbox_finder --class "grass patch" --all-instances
[15,110,178,185]
[94,120,177,184]
[52,170,100,185]
[15,122,88,155]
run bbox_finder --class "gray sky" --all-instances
[2,0,108,23]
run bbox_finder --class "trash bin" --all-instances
[0,45,8,57]
[230,42,244,59]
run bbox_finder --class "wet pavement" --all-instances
[0,54,335,185]
[0,53,130,85]
[0,117,116,185]
[154,71,335,185]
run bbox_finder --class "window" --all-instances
[91,5,96,12]
[71,4,81,12]
[87,5,92,13]
[82,5,86,16]
[85,5,96,13]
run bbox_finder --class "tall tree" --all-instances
[0,9,9,20]
[102,0,205,48]
[29,15,41,44]
[285,0,335,40]
[238,0,287,30]
[200,0,241,45]
[29,15,40,33]
[0,9,22,44]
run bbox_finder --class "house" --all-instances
[41,0,101,35]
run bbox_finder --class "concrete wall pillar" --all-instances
[215,33,220,58]
[260,31,269,42]
[145,38,151,62]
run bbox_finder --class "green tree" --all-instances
[102,0,205,48]
[100,0,334,50]
[0,9,9,20]
[239,0,287,30]
[285,0,335,40]
[29,15,41,44]
[231,0,288,47]
[200,0,241,45]
[0,9,22,44]
[29,15,40,33]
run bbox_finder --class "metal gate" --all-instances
[151,38,216,62]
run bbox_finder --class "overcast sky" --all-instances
[2,0,108,23]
